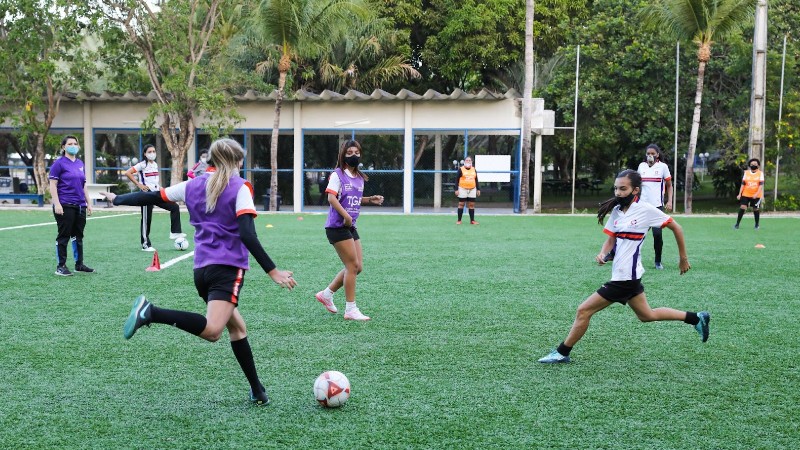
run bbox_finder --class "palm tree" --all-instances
[316,19,420,93]
[641,0,751,213]
[249,0,368,211]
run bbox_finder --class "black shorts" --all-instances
[596,279,644,305]
[739,196,762,208]
[193,264,245,305]
[326,226,360,245]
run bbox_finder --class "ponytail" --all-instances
[205,138,245,213]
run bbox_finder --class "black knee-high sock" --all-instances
[457,208,464,221]
[469,208,475,221]
[736,209,745,225]
[231,337,263,393]
[150,306,206,336]
[754,210,760,226]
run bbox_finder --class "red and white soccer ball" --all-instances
[313,370,350,408]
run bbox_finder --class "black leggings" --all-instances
[54,204,87,266]
[140,201,182,247]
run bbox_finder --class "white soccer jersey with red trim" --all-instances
[637,161,671,207]
[603,201,673,281]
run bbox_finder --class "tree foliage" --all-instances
[0,0,100,195]
[101,0,243,185]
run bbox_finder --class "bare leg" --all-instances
[200,300,236,342]
[563,293,613,347]
[627,293,686,322]
[331,239,363,302]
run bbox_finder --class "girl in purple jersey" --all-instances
[102,138,296,406]
[315,139,384,321]
[538,170,709,364]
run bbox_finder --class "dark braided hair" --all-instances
[597,169,642,224]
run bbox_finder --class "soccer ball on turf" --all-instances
[313,371,350,407]
[174,237,189,251]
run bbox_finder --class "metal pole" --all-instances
[673,41,680,213]
[774,34,787,208]
[571,45,580,214]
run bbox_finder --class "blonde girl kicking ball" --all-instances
[538,169,710,364]
[315,139,384,321]
[102,138,296,405]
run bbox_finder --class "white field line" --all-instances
[159,251,194,269]
[0,212,139,232]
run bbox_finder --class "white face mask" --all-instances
[646,154,655,164]
[464,162,472,168]
[145,152,156,161]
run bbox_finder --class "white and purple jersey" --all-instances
[132,160,161,190]
[603,200,673,281]
[162,171,257,270]
[324,168,364,228]
[637,161,671,208]
[48,156,87,206]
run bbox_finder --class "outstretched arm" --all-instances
[237,214,296,290]
[665,220,691,274]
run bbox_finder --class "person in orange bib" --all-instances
[735,158,764,230]
[454,156,480,225]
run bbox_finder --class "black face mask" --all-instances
[616,194,635,208]
[750,165,758,170]
[344,155,360,168]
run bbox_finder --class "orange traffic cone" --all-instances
[146,250,161,272]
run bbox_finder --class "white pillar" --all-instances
[403,102,413,213]
[293,102,303,212]
[533,134,542,212]
[749,0,768,162]
[82,102,94,182]
[433,134,442,209]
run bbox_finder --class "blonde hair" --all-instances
[205,138,245,213]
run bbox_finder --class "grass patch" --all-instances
[1,210,798,448]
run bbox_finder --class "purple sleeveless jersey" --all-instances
[324,168,364,228]
[185,174,249,269]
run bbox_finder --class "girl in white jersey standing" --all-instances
[102,138,297,405]
[124,144,185,251]
[538,169,710,364]
[637,144,672,269]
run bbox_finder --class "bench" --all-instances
[0,193,45,207]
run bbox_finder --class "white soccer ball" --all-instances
[313,370,350,408]
[174,237,189,251]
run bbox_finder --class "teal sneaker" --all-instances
[538,349,570,364]
[123,295,152,339]
[249,384,270,406]
[695,311,710,343]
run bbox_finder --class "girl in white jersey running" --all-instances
[538,170,710,363]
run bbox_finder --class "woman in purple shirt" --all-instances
[48,135,94,276]
[101,138,296,406]
[315,139,384,321]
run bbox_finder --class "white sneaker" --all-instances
[142,246,156,252]
[343,308,370,321]
[169,232,187,240]
[315,291,338,313]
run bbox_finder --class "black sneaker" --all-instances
[249,384,270,406]
[55,265,73,276]
[74,263,95,273]
[123,295,152,339]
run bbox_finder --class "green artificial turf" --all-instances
[0,209,798,449]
